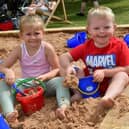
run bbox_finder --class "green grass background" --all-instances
[47,0,129,28]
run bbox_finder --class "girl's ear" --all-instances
[19,32,22,39]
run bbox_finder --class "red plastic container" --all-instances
[0,21,14,31]
[16,86,44,115]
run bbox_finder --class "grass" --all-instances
[47,0,129,28]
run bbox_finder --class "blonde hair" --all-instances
[19,14,44,32]
[87,6,115,25]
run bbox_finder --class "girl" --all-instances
[0,14,70,123]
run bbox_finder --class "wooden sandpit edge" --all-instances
[0,24,129,37]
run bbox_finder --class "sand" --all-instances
[0,30,129,129]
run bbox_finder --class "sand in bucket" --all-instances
[16,86,44,115]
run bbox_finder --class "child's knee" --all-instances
[49,77,65,89]
[114,72,129,84]
[49,77,63,83]
[0,80,10,93]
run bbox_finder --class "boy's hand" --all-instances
[63,74,79,89]
[66,66,77,75]
[5,69,15,86]
[93,69,105,82]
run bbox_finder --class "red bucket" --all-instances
[16,86,44,115]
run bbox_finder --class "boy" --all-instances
[60,6,129,110]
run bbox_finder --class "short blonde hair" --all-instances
[19,14,44,32]
[87,6,115,25]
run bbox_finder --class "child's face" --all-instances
[87,16,116,48]
[20,25,44,48]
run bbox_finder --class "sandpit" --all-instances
[0,27,129,129]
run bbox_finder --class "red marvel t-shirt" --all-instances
[70,37,129,96]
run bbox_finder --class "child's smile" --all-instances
[87,16,115,48]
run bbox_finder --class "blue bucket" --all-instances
[124,34,129,47]
[78,76,100,98]
[67,32,87,48]
[0,114,10,129]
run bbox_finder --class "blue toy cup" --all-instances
[124,34,129,47]
[67,35,80,48]
[78,32,87,43]
[0,114,10,129]
[67,32,87,48]
[78,75,100,98]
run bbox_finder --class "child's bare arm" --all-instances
[3,46,20,68]
[0,46,20,85]
[124,66,129,74]
[37,43,59,81]
[93,67,126,82]
[59,52,73,69]
[103,67,126,77]
[59,52,74,76]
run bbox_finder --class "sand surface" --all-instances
[0,30,129,129]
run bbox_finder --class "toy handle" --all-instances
[0,72,26,96]
[12,83,26,96]
[0,72,5,79]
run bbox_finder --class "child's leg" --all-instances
[45,77,70,119]
[89,72,129,123]
[0,80,18,122]
[70,65,84,102]
[71,89,82,102]
[101,72,129,108]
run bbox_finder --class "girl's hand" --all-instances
[5,69,15,86]
[93,69,105,82]
[36,75,47,81]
